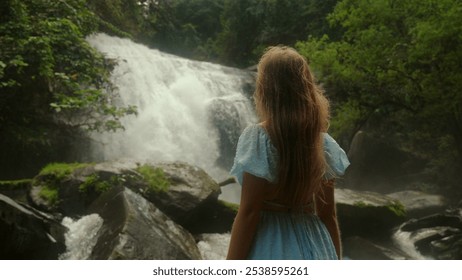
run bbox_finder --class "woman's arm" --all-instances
[226,172,270,260]
[315,179,342,259]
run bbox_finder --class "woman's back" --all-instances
[226,46,349,260]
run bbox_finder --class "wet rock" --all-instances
[88,186,202,260]
[130,162,222,233]
[336,188,406,238]
[343,236,409,260]
[0,193,66,259]
[400,213,462,232]
[0,179,31,204]
[396,209,462,259]
[207,96,256,170]
[344,131,427,193]
[28,161,139,217]
[387,190,447,218]
[28,163,99,216]
[186,199,237,234]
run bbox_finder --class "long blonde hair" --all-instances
[255,46,330,206]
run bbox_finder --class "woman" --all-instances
[227,46,350,260]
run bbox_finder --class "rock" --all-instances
[130,162,222,233]
[400,213,462,232]
[0,193,67,259]
[387,191,447,218]
[186,199,237,234]
[28,160,140,217]
[343,236,409,260]
[430,233,462,259]
[207,96,256,170]
[0,179,31,204]
[88,186,202,260]
[28,163,92,215]
[336,188,406,238]
[344,131,427,193]
[394,210,462,259]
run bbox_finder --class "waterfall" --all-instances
[86,33,256,187]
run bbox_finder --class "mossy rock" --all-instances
[0,179,32,203]
[336,188,407,238]
[125,162,222,233]
[29,162,125,216]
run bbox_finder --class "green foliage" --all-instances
[136,165,170,193]
[386,201,406,218]
[0,179,32,188]
[136,0,225,61]
[104,0,337,66]
[36,162,93,205]
[353,201,368,208]
[297,0,462,192]
[87,0,144,38]
[38,185,59,206]
[79,173,112,193]
[214,0,339,67]
[39,162,92,180]
[0,0,137,172]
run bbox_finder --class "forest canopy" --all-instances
[296,0,462,192]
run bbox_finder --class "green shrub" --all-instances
[136,165,170,193]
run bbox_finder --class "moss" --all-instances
[0,179,32,188]
[39,162,94,180]
[36,162,93,205]
[136,165,170,193]
[353,200,369,208]
[219,200,239,212]
[386,200,406,217]
[79,174,98,193]
[95,178,113,193]
[79,173,114,193]
[39,185,59,206]
[353,199,406,217]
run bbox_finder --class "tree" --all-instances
[0,0,136,178]
[215,0,339,67]
[297,0,462,193]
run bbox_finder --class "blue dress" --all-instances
[230,124,350,260]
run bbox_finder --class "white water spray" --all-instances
[59,214,104,260]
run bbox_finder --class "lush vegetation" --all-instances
[297,0,462,195]
[0,0,137,178]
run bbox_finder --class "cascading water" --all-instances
[59,214,104,260]
[86,33,257,188]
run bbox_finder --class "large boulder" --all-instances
[29,160,227,234]
[28,163,103,216]
[128,162,222,233]
[336,188,406,238]
[88,186,202,260]
[186,199,237,234]
[387,190,447,218]
[344,131,427,193]
[0,193,67,259]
